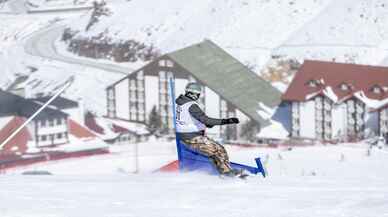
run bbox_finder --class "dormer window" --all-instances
[307,79,318,87]
[158,59,174,67]
[339,83,350,91]
[306,78,325,88]
[371,85,382,94]
[158,59,167,67]
[166,60,174,67]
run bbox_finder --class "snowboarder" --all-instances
[175,82,246,178]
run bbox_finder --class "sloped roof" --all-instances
[68,119,97,139]
[283,60,388,103]
[0,116,31,156]
[167,40,282,126]
[0,90,68,119]
[6,75,29,91]
[33,96,78,109]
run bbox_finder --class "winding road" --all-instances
[24,24,131,75]
[5,0,130,76]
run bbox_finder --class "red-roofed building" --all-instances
[0,90,106,160]
[283,60,388,142]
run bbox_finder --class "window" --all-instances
[108,88,114,98]
[56,118,62,125]
[167,72,174,80]
[130,112,136,120]
[371,85,382,94]
[159,60,166,67]
[138,92,145,100]
[49,119,54,127]
[138,104,145,112]
[166,60,174,67]
[57,133,63,139]
[40,119,46,127]
[41,135,47,141]
[306,79,319,87]
[138,80,144,89]
[339,83,350,91]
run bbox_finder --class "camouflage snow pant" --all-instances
[183,136,233,174]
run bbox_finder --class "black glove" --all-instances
[222,117,240,125]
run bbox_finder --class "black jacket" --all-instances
[175,94,224,140]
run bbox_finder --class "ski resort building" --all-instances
[106,40,282,140]
[0,90,103,158]
[282,60,388,142]
[0,90,70,148]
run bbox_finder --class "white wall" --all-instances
[145,76,159,120]
[38,123,67,135]
[205,87,220,138]
[114,79,130,120]
[332,103,347,139]
[365,111,379,137]
[299,100,316,139]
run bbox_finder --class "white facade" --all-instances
[33,117,69,147]
[299,100,316,139]
[331,103,347,140]
[106,56,260,140]
[109,74,250,140]
[114,78,130,119]
[145,75,159,120]
[292,96,381,141]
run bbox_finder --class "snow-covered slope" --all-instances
[3,142,388,217]
[274,0,388,64]
[67,0,333,71]
[0,15,54,86]
[3,0,388,115]
[66,0,388,72]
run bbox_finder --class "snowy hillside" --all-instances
[3,0,388,115]
[65,0,333,71]
[0,12,125,114]
[275,0,388,65]
[64,0,388,73]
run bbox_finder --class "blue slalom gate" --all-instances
[168,78,266,177]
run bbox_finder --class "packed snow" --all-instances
[2,141,388,217]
